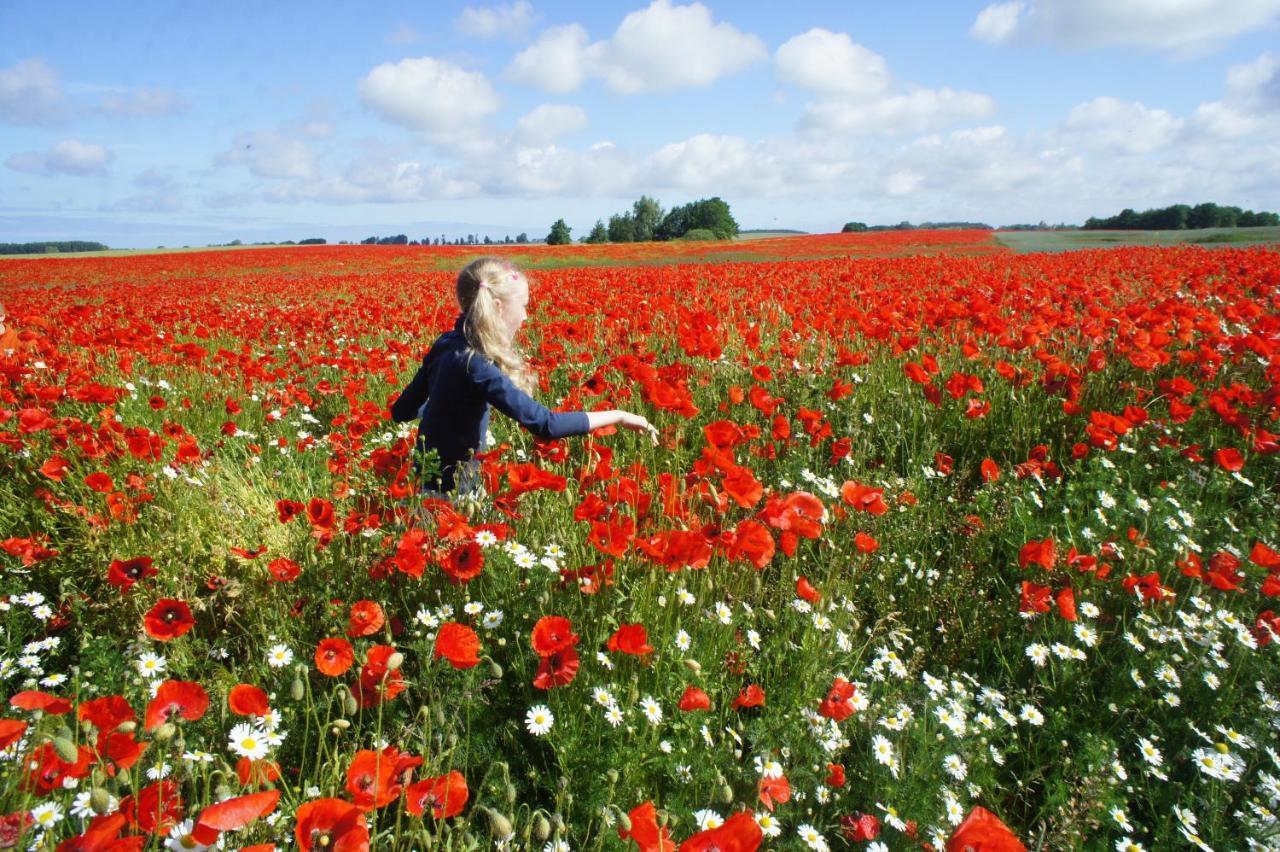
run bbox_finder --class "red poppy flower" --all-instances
[841,812,880,842]
[22,740,93,796]
[346,748,404,811]
[267,557,301,582]
[237,757,282,787]
[980,458,1001,482]
[228,684,270,717]
[10,690,73,715]
[533,647,580,689]
[1018,538,1056,571]
[618,800,675,851]
[854,531,879,553]
[840,481,888,515]
[1019,581,1053,615]
[143,598,195,641]
[77,694,135,736]
[678,686,711,712]
[757,774,790,812]
[294,798,369,852]
[607,623,654,656]
[1055,587,1078,621]
[347,600,385,637]
[107,556,156,593]
[405,770,469,819]
[1250,541,1280,570]
[817,677,857,722]
[357,645,406,705]
[795,576,820,604]
[946,806,1026,852]
[84,471,114,493]
[731,684,765,710]
[678,809,762,851]
[144,680,210,730]
[122,779,184,835]
[727,519,775,569]
[825,763,846,788]
[441,541,484,583]
[315,637,355,677]
[1254,610,1280,647]
[0,719,28,751]
[434,622,481,669]
[721,465,763,509]
[194,790,280,842]
[531,615,579,657]
[306,498,335,530]
[276,499,305,524]
[1214,447,1244,472]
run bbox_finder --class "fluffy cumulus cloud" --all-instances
[1061,96,1185,153]
[99,87,188,117]
[0,57,65,125]
[775,28,890,98]
[216,130,317,179]
[6,139,112,175]
[359,56,501,142]
[455,1,535,41]
[508,0,767,95]
[514,104,588,146]
[970,0,1280,54]
[800,87,997,136]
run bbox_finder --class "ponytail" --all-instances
[456,256,537,395]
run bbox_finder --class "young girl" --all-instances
[390,257,657,500]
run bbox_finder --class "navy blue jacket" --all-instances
[389,314,590,492]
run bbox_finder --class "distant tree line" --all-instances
[558,196,740,245]
[358,233,534,246]
[842,221,992,232]
[1084,203,1279,230]
[0,241,109,254]
[1000,222,1080,231]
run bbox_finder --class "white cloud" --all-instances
[508,1,767,95]
[970,0,1280,54]
[0,57,65,125]
[1062,96,1184,153]
[800,87,997,136]
[514,104,588,145]
[455,1,535,41]
[774,29,890,97]
[507,25,591,93]
[970,2,1025,43]
[216,130,317,179]
[359,56,501,139]
[105,171,183,212]
[99,87,188,117]
[6,139,112,175]
[1189,52,1280,138]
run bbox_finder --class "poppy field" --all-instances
[1,232,1279,850]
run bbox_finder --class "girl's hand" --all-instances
[617,411,659,445]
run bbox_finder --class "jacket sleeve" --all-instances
[389,354,432,423]
[466,353,589,440]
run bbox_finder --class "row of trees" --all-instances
[842,221,992,232]
[549,196,740,245]
[0,241,108,254]
[1084,203,1279,230]
[356,234,534,246]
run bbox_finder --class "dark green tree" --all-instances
[546,219,572,245]
[607,213,637,243]
[585,220,609,243]
[632,196,664,242]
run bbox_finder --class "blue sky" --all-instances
[2,1,1278,246]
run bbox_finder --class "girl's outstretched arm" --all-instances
[586,410,659,445]
[390,356,432,423]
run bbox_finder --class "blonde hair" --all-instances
[456,256,537,395]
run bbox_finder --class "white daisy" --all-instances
[525,705,554,736]
[228,722,269,760]
[265,644,293,668]
[640,696,663,726]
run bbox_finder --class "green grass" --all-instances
[994,226,1280,253]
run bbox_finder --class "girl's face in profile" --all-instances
[495,278,529,340]
[0,302,6,335]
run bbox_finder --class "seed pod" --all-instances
[289,678,305,701]
[719,783,734,804]
[89,787,112,815]
[485,808,513,838]
[533,814,551,841]
[152,723,176,743]
[53,736,79,763]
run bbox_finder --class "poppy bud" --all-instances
[89,787,112,815]
[434,706,447,726]
[614,809,632,833]
[152,723,176,743]
[719,783,734,804]
[534,814,551,840]
[332,718,350,730]
[489,660,503,679]
[343,694,358,716]
[116,720,136,734]
[289,678,305,701]
[483,807,513,838]
[446,732,459,748]
[504,783,517,804]
[53,736,79,763]
[386,651,404,671]
[215,784,233,801]
[606,768,618,784]
[684,659,702,673]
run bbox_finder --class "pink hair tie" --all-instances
[477,281,489,290]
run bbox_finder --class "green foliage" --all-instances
[655,196,739,240]
[583,220,609,244]
[607,213,637,243]
[546,219,572,245]
[0,240,109,254]
[679,228,716,241]
[1085,202,1279,230]
[842,222,868,232]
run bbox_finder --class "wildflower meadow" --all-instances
[1,231,1278,850]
